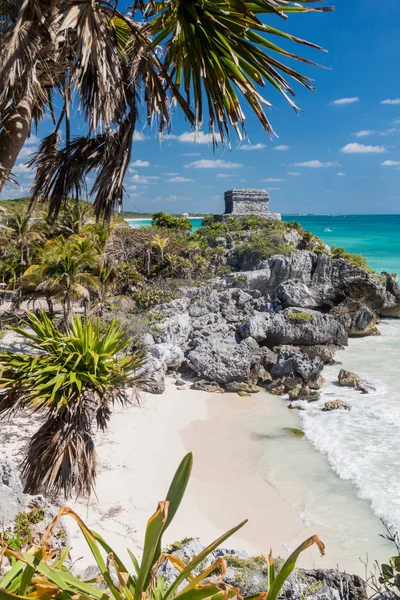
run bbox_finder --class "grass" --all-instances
[287,312,312,322]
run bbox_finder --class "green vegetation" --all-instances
[0,311,144,497]
[283,428,305,439]
[287,312,313,322]
[0,453,325,600]
[331,246,372,273]
[10,508,45,547]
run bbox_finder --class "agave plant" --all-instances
[0,453,326,600]
[0,0,332,222]
[0,311,144,497]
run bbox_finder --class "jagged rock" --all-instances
[175,379,185,386]
[239,309,348,348]
[288,384,303,400]
[309,376,325,390]
[338,369,363,389]
[225,381,262,393]
[271,349,324,383]
[229,251,395,315]
[268,379,286,396]
[187,336,260,384]
[331,299,380,337]
[259,347,278,368]
[300,344,341,365]
[191,380,225,393]
[0,460,68,552]
[237,391,251,397]
[250,364,272,385]
[283,427,305,438]
[323,400,351,412]
[297,390,320,402]
[136,356,166,394]
[283,376,303,391]
[151,314,192,347]
[148,344,184,369]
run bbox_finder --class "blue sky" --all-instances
[3,0,400,215]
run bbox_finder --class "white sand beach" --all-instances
[66,380,391,576]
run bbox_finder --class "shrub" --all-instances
[231,233,292,268]
[152,212,192,231]
[131,285,176,310]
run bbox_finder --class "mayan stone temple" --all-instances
[221,188,281,221]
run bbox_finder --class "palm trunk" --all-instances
[0,91,35,193]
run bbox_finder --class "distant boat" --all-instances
[324,228,332,232]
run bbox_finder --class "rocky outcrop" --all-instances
[330,299,380,337]
[226,251,400,317]
[239,309,348,347]
[338,369,363,390]
[0,459,67,552]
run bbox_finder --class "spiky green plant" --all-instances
[0,311,144,497]
[0,453,326,600]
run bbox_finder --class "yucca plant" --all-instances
[0,311,144,497]
[0,0,332,222]
[0,453,326,600]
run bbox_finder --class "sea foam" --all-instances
[299,320,400,532]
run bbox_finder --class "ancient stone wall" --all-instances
[224,189,270,215]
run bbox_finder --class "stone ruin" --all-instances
[216,189,281,221]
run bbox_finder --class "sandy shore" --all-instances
[64,379,388,576]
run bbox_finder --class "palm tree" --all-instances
[151,234,169,262]
[0,311,144,496]
[0,1,332,222]
[1,210,43,271]
[23,236,99,323]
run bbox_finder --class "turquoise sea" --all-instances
[126,214,400,275]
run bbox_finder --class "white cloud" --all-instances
[331,97,359,106]
[185,159,243,169]
[163,172,179,176]
[263,178,285,182]
[381,160,400,166]
[132,131,147,142]
[127,185,138,191]
[354,130,375,137]
[238,143,266,151]
[166,176,194,183]
[216,174,230,178]
[12,163,32,174]
[18,146,37,158]
[131,160,150,167]
[337,172,346,176]
[381,99,400,105]
[147,176,161,181]
[182,152,201,157]
[268,187,280,191]
[273,145,289,151]
[287,171,300,176]
[167,131,222,144]
[25,134,40,145]
[293,160,339,168]
[341,142,385,154]
[131,174,149,184]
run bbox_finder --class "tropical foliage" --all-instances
[0,453,325,600]
[0,311,144,496]
[0,1,332,221]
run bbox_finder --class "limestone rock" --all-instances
[309,376,325,390]
[239,309,348,348]
[271,349,324,383]
[191,380,225,393]
[331,299,380,337]
[225,381,262,394]
[136,356,166,394]
[323,400,351,412]
[187,336,260,384]
[300,344,341,365]
[338,369,363,389]
[148,344,184,370]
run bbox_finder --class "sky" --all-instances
[2,0,400,215]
